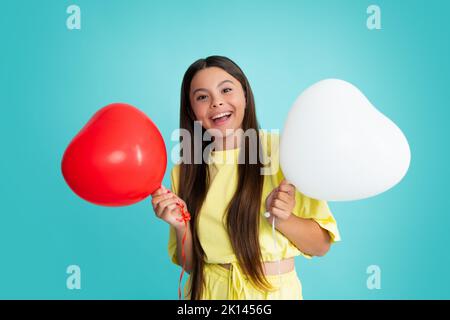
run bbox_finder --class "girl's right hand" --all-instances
[151,186,189,230]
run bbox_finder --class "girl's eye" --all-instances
[196,95,207,101]
[223,88,232,93]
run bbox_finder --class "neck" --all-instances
[213,130,243,151]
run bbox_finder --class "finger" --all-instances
[152,186,167,196]
[177,199,187,209]
[276,191,296,208]
[272,198,290,211]
[271,193,289,208]
[167,205,185,221]
[279,180,294,191]
[156,203,178,218]
[153,192,175,201]
[152,193,175,207]
[266,187,280,205]
[169,209,184,222]
[275,191,292,204]
[281,178,294,185]
[269,186,279,197]
[278,183,295,195]
[271,206,287,219]
[156,197,180,211]
[161,185,174,194]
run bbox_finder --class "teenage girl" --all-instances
[151,56,340,300]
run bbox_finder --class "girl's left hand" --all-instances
[265,179,296,224]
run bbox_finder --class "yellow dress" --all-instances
[168,131,341,300]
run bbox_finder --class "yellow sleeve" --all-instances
[274,166,341,258]
[167,165,180,265]
[292,190,341,244]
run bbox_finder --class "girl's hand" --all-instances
[265,179,296,224]
[151,186,189,231]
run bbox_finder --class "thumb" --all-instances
[280,179,291,186]
[152,185,167,196]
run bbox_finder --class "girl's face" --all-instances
[189,67,246,139]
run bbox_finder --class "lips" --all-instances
[211,111,232,120]
[210,111,233,125]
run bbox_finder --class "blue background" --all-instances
[1,0,449,299]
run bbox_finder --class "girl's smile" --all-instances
[210,110,233,126]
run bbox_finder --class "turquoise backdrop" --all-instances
[1,0,449,299]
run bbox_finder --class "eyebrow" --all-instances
[192,79,234,95]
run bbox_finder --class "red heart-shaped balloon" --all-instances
[61,103,167,206]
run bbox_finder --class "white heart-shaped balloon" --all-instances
[280,79,411,201]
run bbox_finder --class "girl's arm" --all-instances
[151,186,194,271]
[174,222,194,273]
[275,215,331,257]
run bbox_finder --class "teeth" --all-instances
[212,112,231,120]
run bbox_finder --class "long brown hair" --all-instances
[178,56,271,299]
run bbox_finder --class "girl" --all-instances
[151,56,341,300]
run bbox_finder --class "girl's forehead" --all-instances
[191,67,238,92]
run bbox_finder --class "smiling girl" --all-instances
[151,56,341,300]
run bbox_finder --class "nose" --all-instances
[211,97,224,108]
